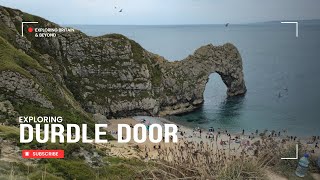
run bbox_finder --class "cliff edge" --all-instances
[0,6,246,119]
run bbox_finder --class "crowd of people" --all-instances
[106,117,320,171]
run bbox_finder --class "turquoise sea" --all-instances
[72,21,320,136]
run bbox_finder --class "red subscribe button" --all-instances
[22,150,64,159]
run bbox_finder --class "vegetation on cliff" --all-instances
[0,5,249,180]
[0,5,246,118]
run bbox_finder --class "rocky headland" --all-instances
[0,5,246,120]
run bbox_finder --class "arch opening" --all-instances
[203,73,227,108]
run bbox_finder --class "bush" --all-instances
[29,171,63,180]
[47,159,96,180]
[6,118,18,126]
[3,133,19,141]
[19,140,45,150]
[46,143,65,150]
[96,149,106,157]
[65,143,80,158]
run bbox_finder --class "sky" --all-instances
[1,0,320,25]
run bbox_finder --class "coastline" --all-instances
[103,116,320,179]
[106,116,320,159]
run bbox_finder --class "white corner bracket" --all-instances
[281,21,299,38]
[281,144,299,160]
[21,21,38,37]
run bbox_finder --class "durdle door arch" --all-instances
[158,43,247,115]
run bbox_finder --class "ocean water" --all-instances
[71,22,320,136]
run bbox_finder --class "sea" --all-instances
[71,21,320,136]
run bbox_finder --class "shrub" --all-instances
[46,143,65,150]
[64,143,80,158]
[3,133,19,141]
[47,159,96,180]
[29,171,63,180]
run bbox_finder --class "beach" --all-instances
[96,116,320,179]
[104,116,320,161]
[76,23,320,137]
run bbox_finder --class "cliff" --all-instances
[0,6,246,120]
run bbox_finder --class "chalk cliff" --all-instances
[0,6,246,120]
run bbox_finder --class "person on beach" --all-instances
[242,129,245,135]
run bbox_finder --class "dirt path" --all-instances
[265,169,287,180]
[312,173,320,180]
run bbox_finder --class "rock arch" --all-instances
[159,43,246,115]
[0,6,246,117]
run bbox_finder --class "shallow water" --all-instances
[72,22,320,136]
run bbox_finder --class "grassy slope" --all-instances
[0,35,94,133]
[0,36,48,78]
[0,8,143,178]
[0,24,119,178]
[0,124,146,180]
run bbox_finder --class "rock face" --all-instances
[159,43,246,115]
[0,6,246,118]
[0,71,54,109]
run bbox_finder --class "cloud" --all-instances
[1,0,320,25]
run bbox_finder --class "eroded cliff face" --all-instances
[0,6,246,119]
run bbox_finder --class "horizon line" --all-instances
[62,19,320,26]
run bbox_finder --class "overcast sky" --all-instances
[1,0,320,25]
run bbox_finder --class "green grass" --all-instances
[0,124,20,135]
[0,125,21,142]
[0,36,48,78]
[0,34,114,140]
[46,159,96,180]
[0,8,151,179]
[22,12,35,22]
[0,30,115,138]
[28,171,64,180]
[0,160,61,180]
[0,156,148,180]
[99,156,148,180]
[14,103,114,141]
